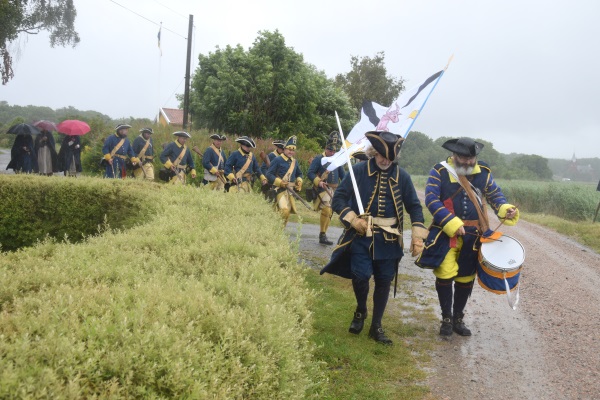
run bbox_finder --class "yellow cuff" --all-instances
[103,154,112,161]
[411,225,429,240]
[164,160,173,169]
[227,173,235,181]
[498,204,519,226]
[295,177,303,184]
[209,167,218,174]
[274,177,282,187]
[343,210,358,225]
[191,169,197,176]
[442,216,464,237]
[131,157,140,164]
[259,174,267,182]
[313,177,321,187]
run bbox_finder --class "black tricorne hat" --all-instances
[352,150,368,161]
[115,124,132,132]
[365,131,404,161]
[173,131,191,138]
[140,128,154,134]
[326,131,341,151]
[210,133,227,141]
[236,136,256,148]
[442,137,484,157]
[272,139,285,149]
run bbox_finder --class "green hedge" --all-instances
[0,176,150,251]
[0,177,320,398]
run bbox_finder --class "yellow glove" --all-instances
[295,181,302,192]
[131,157,140,165]
[410,225,429,257]
[191,169,197,179]
[350,217,368,235]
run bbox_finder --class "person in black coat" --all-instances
[57,135,82,177]
[7,133,37,173]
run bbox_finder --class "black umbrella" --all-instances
[7,123,41,135]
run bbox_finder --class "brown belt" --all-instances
[462,220,480,227]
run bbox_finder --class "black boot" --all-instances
[368,323,393,345]
[439,314,453,337]
[348,310,367,334]
[453,313,472,336]
[319,232,333,245]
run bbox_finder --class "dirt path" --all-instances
[289,211,600,399]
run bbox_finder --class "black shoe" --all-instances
[319,233,333,245]
[348,311,367,334]
[453,313,472,336]
[439,315,453,337]
[368,324,393,345]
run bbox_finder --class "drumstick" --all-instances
[463,231,503,242]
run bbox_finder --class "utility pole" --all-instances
[182,14,193,130]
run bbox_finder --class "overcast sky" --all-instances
[2,0,599,160]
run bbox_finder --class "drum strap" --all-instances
[503,273,520,310]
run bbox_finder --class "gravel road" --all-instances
[289,209,600,399]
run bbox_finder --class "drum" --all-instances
[477,234,525,294]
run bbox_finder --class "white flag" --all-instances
[323,69,445,170]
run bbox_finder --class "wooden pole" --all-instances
[182,14,193,130]
[594,200,600,223]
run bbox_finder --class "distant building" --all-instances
[158,108,190,128]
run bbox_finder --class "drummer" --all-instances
[415,137,519,337]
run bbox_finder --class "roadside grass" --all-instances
[521,213,600,253]
[304,259,438,399]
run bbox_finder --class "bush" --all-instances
[0,177,320,398]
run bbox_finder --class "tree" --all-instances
[399,131,447,175]
[334,52,404,113]
[1,0,80,84]
[189,30,355,140]
[512,154,553,180]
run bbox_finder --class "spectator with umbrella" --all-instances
[57,134,82,177]
[33,125,58,176]
[6,123,39,174]
[56,119,90,177]
[102,124,140,179]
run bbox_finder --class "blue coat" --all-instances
[7,134,37,173]
[321,158,424,279]
[102,133,135,178]
[202,145,226,173]
[266,154,303,188]
[57,135,82,173]
[416,159,510,276]
[307,153,345,193]
[160,141,195,169]
[132,135,154,162]
[225,149,264,182]
[260,150,281,176]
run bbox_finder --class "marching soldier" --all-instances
[307,131,345,245]
[132,128,155,180]
[259,139,285,198]
[160,131,197,184]
[202,133,228,191]
[266,135,303,226]
[224,136,267,193]
[102,124,140,179]
[320,131,427,345]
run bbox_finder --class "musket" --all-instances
[231,166,241,192]
[286,187,313,210]
[192,145,228,186]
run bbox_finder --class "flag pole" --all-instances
[335,111,365,215]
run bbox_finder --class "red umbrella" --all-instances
[33,120,58,132]
[57,119,91,136]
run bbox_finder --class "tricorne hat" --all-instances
[352,149,368,161]
[140,128,153,134]
[272,139,285,149]
[326,131,341,151]
[115,124,132,132]
[441,137,484,157]
[236,136,256,148]
[210,133,226,141]
[173,131,191,138]
[284,135,297,150]
[365,131,404,161]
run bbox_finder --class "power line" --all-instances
[163,77,185,107]
[108,0,187,39]
[153,0,188,20]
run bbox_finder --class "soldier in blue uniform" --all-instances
[102,124,140,179]
[132,128,154,180]
[307,131,345,245]
[160,131,197,184]
[266,136,303,226]
[259,139,285,199]
[224,136,267,193]
[321,131,428,345]
[202,133,228,191]
[416,137,519,337]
